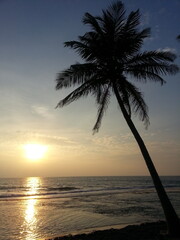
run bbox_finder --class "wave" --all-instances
[0,186,25,190]
[0,183,179,201]
[0,185,156,200]
[46,187,78,191]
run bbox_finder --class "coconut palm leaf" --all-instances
[82,12,103,35]
[56,63,97,89]
[93,84,111,133]
[118,80,149,127]
[56,78,95,108]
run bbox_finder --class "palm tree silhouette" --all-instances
[56,1,180,236]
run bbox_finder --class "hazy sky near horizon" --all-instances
[0,0,180,177]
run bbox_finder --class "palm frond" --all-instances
[93,83,105,104]
[126,68,166,85]
[123,28,151,55]
[135,27,151,40]
[108,1,125,25]
[124,10,140,33]
[127,51,177,64]
[83,12,103,35]
[100,1,126,34]
[56,63,97,89]
[117,80,149,128]
[64,40,94,61]
[56,78,95,108]
[126,51,179,84]
[115,28,151,58]
[93,84,111,133]
[120,86,131,117]
[127,64,178,84]
[176,35,180,41]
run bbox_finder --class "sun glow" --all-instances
[24,144,47,160]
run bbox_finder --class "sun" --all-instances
[23,144,47,160]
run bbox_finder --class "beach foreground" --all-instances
[45,221,176,240]
[1,177,179,240]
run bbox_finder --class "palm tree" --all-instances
[56,1,180,237]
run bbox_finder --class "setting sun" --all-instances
[24,144,47,160]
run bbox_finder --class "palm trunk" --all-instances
[113,84,180,237]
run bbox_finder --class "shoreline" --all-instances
[40,223,129,240]
[43,221,168,240]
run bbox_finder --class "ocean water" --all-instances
[0,176,179,240]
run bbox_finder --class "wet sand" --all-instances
[44,221,172,240]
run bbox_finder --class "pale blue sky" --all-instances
[0,0,179,177]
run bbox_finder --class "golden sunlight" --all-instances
[23,144,47,160]
[21,177,41,240]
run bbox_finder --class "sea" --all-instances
[0,176,179,240]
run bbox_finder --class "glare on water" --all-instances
[20,177,41,240]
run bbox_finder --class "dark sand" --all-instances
[44,221,177,240]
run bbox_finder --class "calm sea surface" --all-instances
[0,176,179,240]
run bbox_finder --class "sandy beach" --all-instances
[44,221,173,240]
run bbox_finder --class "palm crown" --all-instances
[56,1,178,132]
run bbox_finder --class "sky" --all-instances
[0,0,180,178]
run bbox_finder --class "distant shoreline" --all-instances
[43,221,167,240]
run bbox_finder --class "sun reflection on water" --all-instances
[21,177,41,240]
[25,198,37,225]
